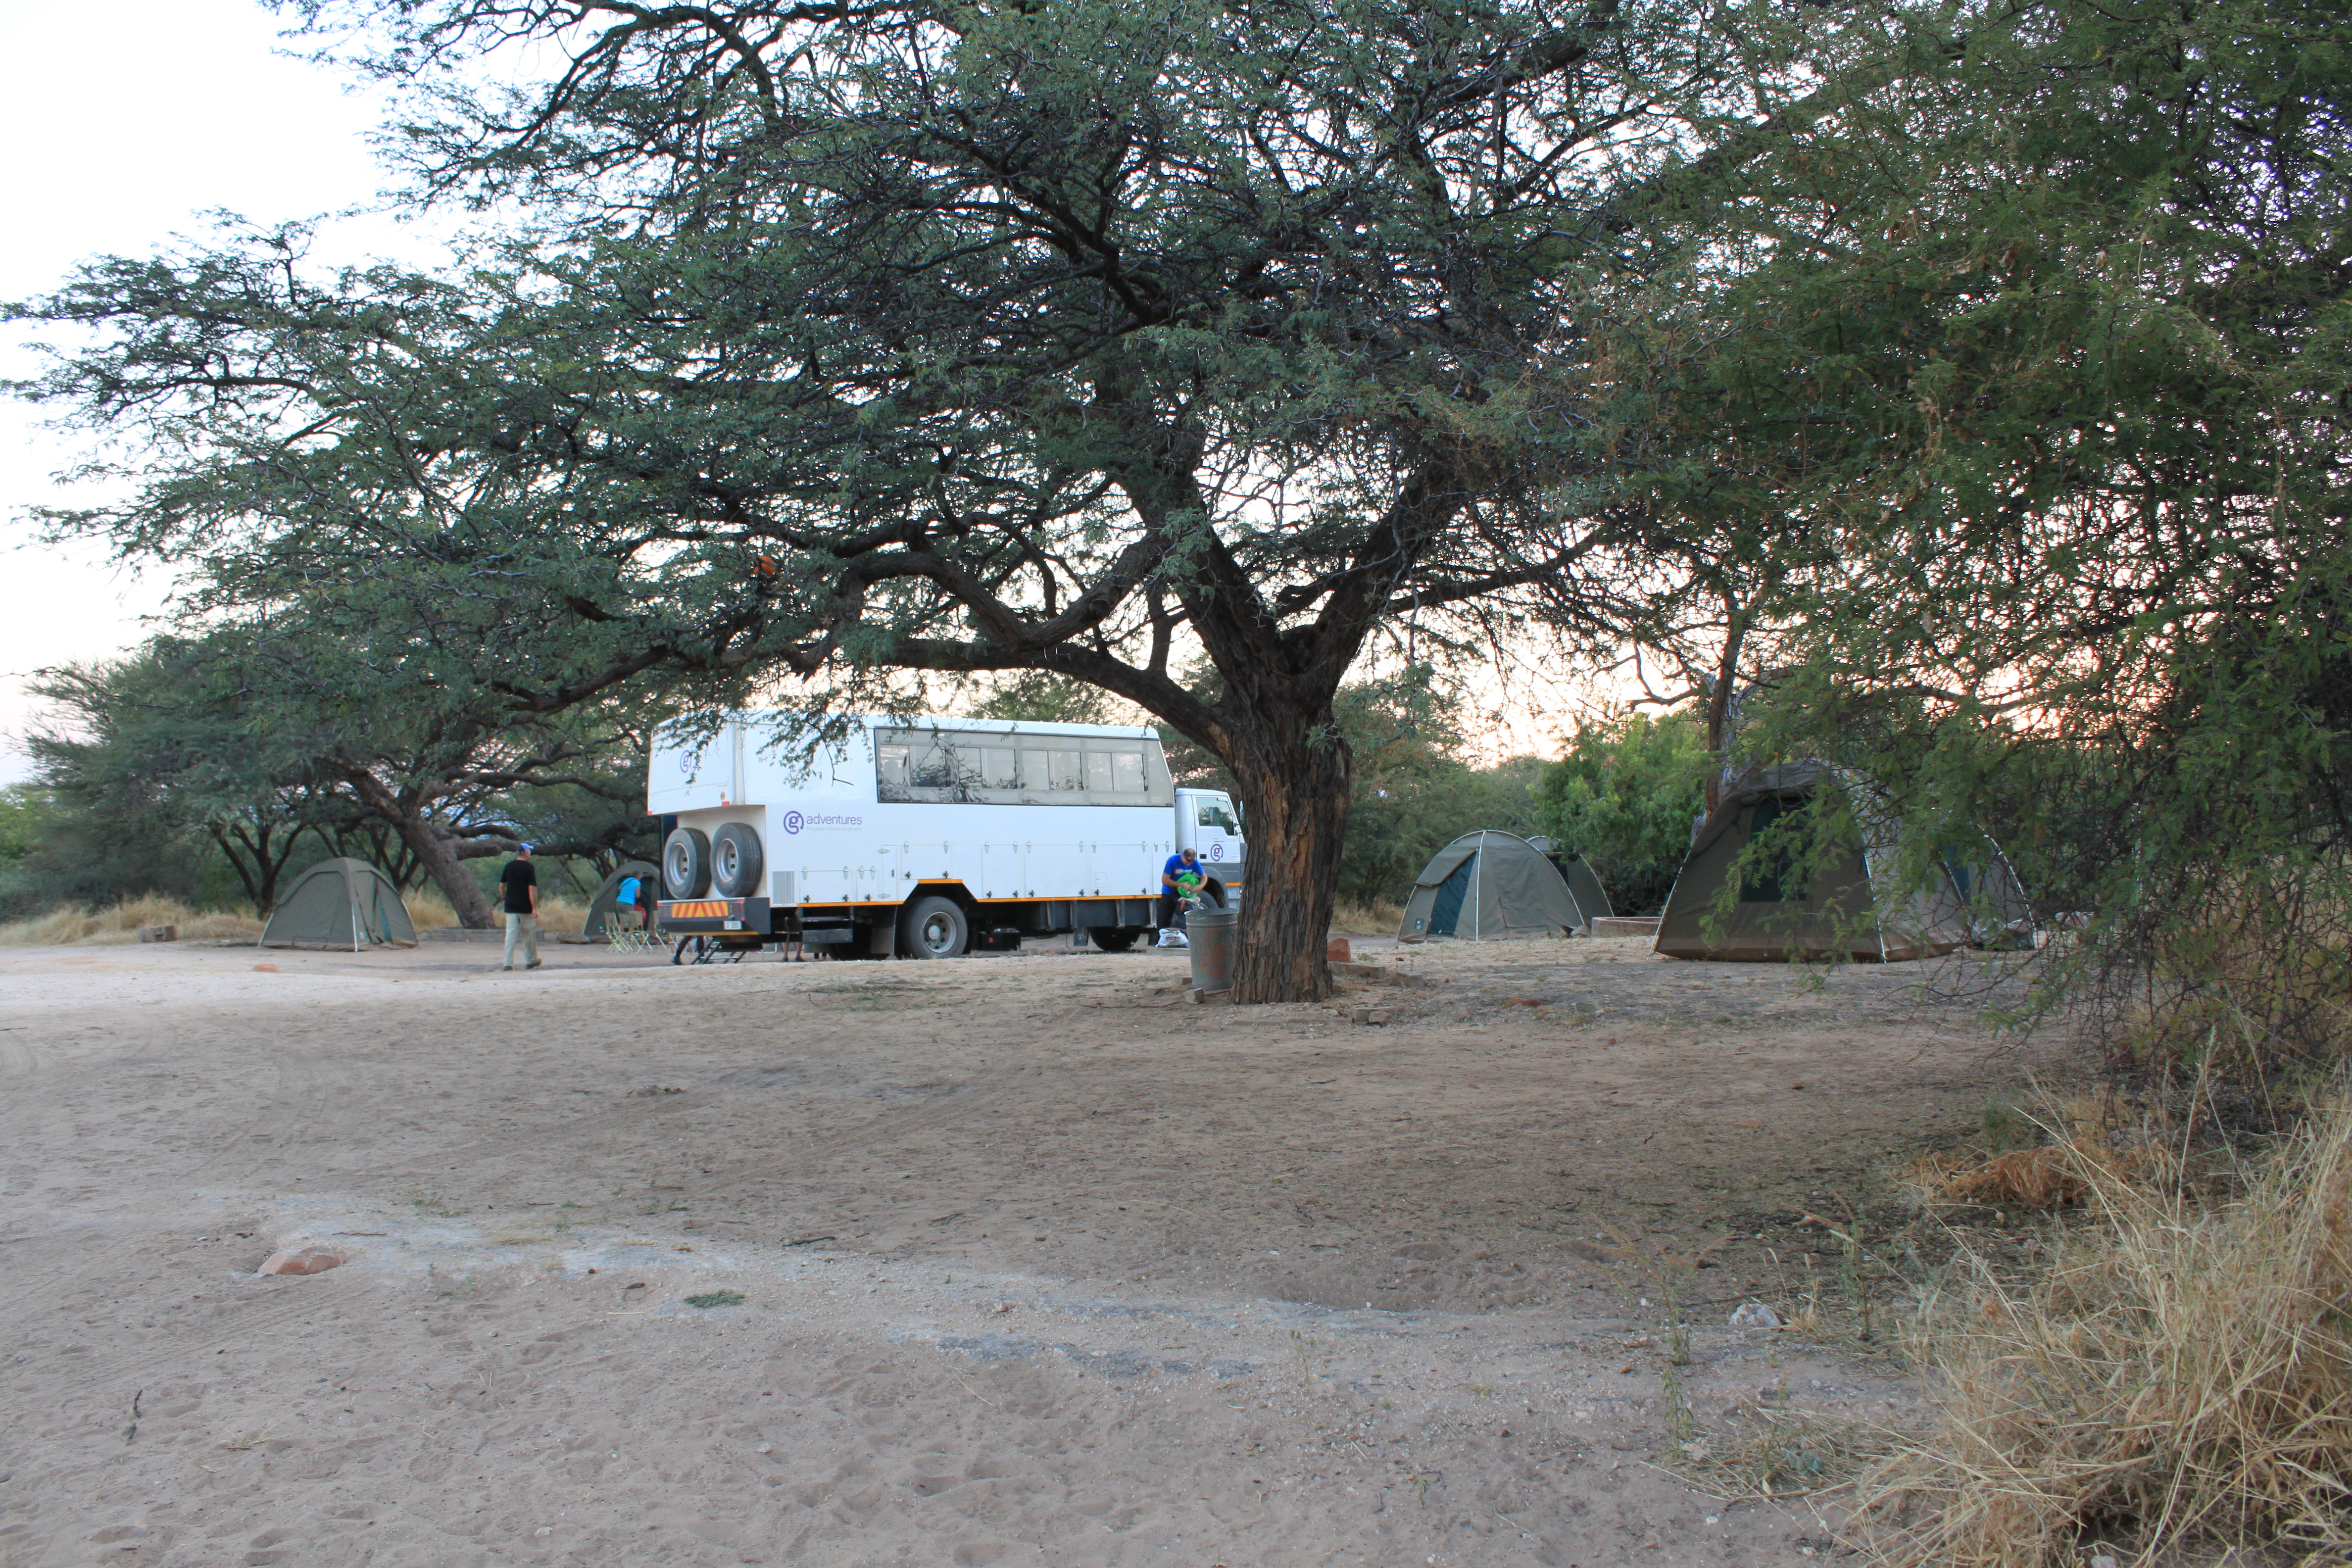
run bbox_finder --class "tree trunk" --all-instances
[337,768,500,927]
[395,809,499,927]
[1702,596,1749,814]
[1225,719,1353,1005]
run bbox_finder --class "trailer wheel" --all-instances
[710,822,763,898]
[899,895,970,959]
[1086,927,1143,953]
[663,827,712,898]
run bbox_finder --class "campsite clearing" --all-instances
[0,932,2062,1565]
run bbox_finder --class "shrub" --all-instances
[1533,711,1710,915]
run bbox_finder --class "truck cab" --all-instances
[1174,788,1246,892]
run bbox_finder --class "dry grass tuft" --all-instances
[539,897,589,934]
[404,888,459,931]
[1899,1096,2171,1215]
[1930,1147,2096,1211]
[0,894,262,946]
[1855,1098,2352,1566]
[405,888,589,933]
[1671,1410,1888,1503]
[0,880,594,947]
[1328,897,1405,936]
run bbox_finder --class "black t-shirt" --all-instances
[499,859,537,914]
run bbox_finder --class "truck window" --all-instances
[872,726,1173,806]
[911,736,961,788]
[1194,797,1241,833]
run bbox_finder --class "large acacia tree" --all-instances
[15,0,1795,997]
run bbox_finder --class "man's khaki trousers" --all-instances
[502,912,539,969]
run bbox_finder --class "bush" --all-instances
[1532,711,1710,915]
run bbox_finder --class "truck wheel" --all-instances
[711,822,763,898]
[1086,927,1141,953]
[899,895,970,959]
[663,827,712,897]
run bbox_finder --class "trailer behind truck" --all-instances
[649,713,1245,958]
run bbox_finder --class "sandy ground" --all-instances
[0,931,2061,1567]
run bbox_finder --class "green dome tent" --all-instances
[1397,831,1594,942]
[1653,763,2029,962]
[583,860,660,937]
[258,858,418,950]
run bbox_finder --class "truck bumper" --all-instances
[658,896,770,933]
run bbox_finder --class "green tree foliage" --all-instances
[967,675,1116,728]
[1334,675,1543,906]
[11,638,657,923]
[0,784,73,920]
[1533,711,1708,915]
[1602,0,2352,1081]
[17,649,292,915]
[182,611,658,926]
[12,0,1775,999]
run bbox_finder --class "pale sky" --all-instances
[0,0,1604,783]
[0,0,446,780]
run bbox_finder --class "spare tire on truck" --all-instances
[663,827,712,898]
[711,822,763,898]
[899,894,970,959]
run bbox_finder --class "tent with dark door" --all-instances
[258,857,418,950]
[583,860,660,937]
[1397,831,1593,942]
[1654,763,2029,962]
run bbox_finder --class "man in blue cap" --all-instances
[498,843,542,971]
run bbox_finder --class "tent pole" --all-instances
[1468,836,1481,942]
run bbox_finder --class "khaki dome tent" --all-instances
[583,860,660,938]
[1654,763,2028,962]
[259,857,418,951]
[1398,831,1593,942]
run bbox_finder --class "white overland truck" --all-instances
[648,713,1246,958]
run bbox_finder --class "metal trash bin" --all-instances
[1187,905,1238,994]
